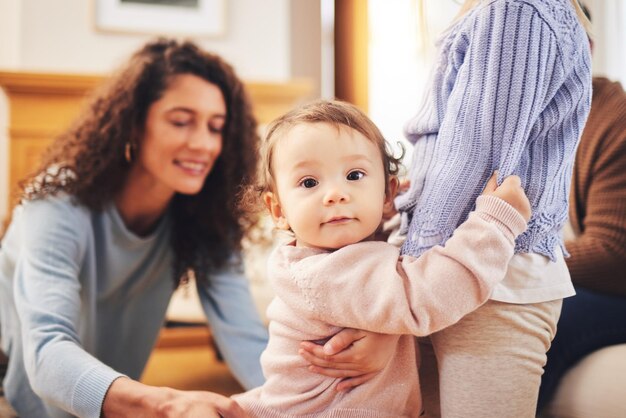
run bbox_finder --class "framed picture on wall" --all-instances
[95,0,225,36]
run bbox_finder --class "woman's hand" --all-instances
[151,389,248,418]
[102,377,249,418]
[299,329,399,392]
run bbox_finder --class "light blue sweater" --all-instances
[0,195,268,418]
[396,0,592,260]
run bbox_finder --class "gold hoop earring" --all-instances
[124,142,133,163]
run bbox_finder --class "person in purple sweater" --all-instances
[391,0,592,416]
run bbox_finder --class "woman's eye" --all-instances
[208,125,224,134]
[171,120,191,127]
[300,178,318,188]
[347,170,365,181]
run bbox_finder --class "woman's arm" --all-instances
[13,198,124,418]
[196,255,269,390]
[14,198,253,418]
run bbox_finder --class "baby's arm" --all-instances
[276,189,527,336]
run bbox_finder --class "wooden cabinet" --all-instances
[0,72,101,214]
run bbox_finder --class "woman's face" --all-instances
[136,73,226,198]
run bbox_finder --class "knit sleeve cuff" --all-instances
[71,365,126,418]
[475,195,528,240]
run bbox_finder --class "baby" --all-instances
[235,100,530,417]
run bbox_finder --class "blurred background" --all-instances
[0,0,624,397]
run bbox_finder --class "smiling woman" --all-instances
[0,38,266,418]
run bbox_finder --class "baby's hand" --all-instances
[481,172,531,221]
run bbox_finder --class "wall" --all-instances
[290,0,324,99]
[8,0,291,79]
[586,0,626,85]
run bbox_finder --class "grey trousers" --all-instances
[418,299,562,418]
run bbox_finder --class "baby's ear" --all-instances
[384,176,400,212]
[263,192,290,230]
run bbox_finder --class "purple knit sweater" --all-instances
[396,0,592,260]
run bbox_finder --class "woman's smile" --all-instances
[174,158,210,176]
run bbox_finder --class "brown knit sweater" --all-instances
[567,77,626,296]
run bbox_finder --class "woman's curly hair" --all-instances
[20,38,260,287]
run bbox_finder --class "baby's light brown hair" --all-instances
[240,99,403,214]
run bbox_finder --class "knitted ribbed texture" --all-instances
[71,368,124,418]
[396,0,592,261]
[567,77,626,296]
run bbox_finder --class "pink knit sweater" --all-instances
[234,196,527,417]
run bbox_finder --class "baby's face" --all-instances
[267,122,388,250]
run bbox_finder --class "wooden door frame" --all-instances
[334,0,369,112]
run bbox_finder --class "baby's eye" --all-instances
[300,178,318,189]
[347,170,365,181]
